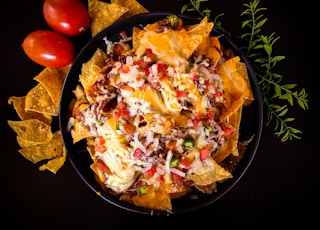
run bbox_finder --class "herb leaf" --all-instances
[181,0,309,141]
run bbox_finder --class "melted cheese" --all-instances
[136,29,203,67]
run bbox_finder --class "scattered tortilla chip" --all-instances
[88,0,129,37]
[33,65,70,111]
[25,83,58,116]
[111,0,148,18]
[16,136,43,148]
[8,96,52,125]
[17,130,63,164]
[8,119,53,144]
[39,146,67,174]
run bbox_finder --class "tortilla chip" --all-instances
[186,157,232,194]
[120,185,172,211]
[217,56,253,120]
[72,120,93,143]
[8,96,52,125]
[16,136,42,148]
[88,0,129,37]
[33,66,70,111]
[196,36,222,66]
[25,83,58,116]
[131,27,142,52]
[237,61,254,105]
[39,146,67,174]
[8,119,53,144]
[79,48,107,102]
[135,29,203,67]
[17,130,63,164]
[186,16,214,38]
[111,0,148,18]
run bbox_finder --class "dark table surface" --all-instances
[1,0,318,228]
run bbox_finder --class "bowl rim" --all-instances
[59,11,264,216]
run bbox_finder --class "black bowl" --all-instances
[59,12,263,216]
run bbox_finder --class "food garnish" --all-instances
[67,15,253,211]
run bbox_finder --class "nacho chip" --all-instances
[132,26,143,51]
[25,83,58,116]
[39,146,67,174]
[111,0,148,18]
[88,0,129,37]
[17,130,63,164]
[186,17,213,37]
[185,157,232,194]
[33,65,70,111]
[120,185,172,211]
[79,48,107,102]
[135,29,203,67]
[8,119,53,144]
[217,56,253,120]
[196,36,222,66]
[8,96,52,125]
[16,136,43,148]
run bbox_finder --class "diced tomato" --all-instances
[176,90,187,98]
[222,127,234,137]
[214,90,223,97]
[157,63,169,79]
[123,122,135,134]
[191,118,200,131]
[205,81,215,90]
[143,67,150,76]
[115,101,130,120]
[166,139,177,150]
[156,175,164,182]
[117,101,127,110]
[95,136,106,153]
[119,64,129,73]
[113,110,120,122]
[119,30,128,40]
[171,172,183,185]
[96,160,111,174]
[200,147,211,161]
[144,164,157,179]
[206,110,215,119]
[190,71,198,80]
[179,158,191,169]
[120,84,134,91]
[135,48,157,68]
[145,48,152,55]
[133,148,143,159]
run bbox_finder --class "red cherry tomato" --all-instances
[22,30,75,68]
[43,0,91,37]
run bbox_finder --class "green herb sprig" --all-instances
[181,0,309,141]
[181,0,228,35]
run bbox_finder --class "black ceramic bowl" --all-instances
[59,12,263,216]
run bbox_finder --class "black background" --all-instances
[0,0,318,228]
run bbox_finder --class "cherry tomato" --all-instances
[43,0,91,37]
[22,30,75,68]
